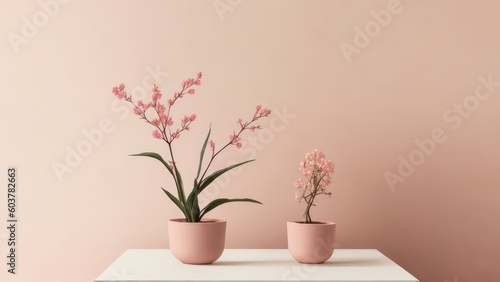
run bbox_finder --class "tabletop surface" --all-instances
[95,249,419,282]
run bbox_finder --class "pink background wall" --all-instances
[1,1,499,281]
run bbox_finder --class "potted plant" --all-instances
[112,72,271,264]
[287,149,336,264]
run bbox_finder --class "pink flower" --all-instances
[256,105,262,111]
[168,99,174,106]
[171,130,180,139]
[133,107,142,115]
[188,89,195,95]
[230,134,242,148]
[259,108,271,117]
[167,117,173,126]
[151,85,162,102]
[249,125,260,132]
[112,84,126,99]
[190,114,196,121]
[160,113,168,123]
[294,149,334,209]
[181,116,190,127]
[295,192,302,202]
[182,79,194,88]
[209,140,215,151]
[195,80,201,86]
[151,119,160,126]
[293,179,303,189]
[152,130,162,139]
[152,92,162,102]
[137,100,145,108]
[157,104,166,113]
[237,118,244,128]
[197,72,202,79]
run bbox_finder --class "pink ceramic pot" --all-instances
[168,218,226,264]
[287,221,336,264]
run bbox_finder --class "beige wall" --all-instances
[1,0,499,281]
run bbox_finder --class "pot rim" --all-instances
[169,218,226,224]
[287,220,336,225]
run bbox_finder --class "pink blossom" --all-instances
[167,117,173,126]
[249,125,261,132]
[151,119,160,126]
[197,72,202,79]
[152,92,162,102]
[160,113,168,124]
[168,99,173,106]
[112,84,126,99]
[189,114,196,121]
[181,116,190,127]
[152,85,162,102]
[137,100,145,108]
[259,108,271,117]
[209,140,215,151]
[152,130,162,139]
[229,134,242,148]
[294,149,334,222]
[195,80,201,86]
[256,105,262,111]
[182,79,195,88]
[157,104,166,113]
[171,130,180,139]
[295,192,302,202]
[188,89,195,95]
[133,107,142,115]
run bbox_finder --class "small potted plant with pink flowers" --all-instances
[287,149,336,264]
[112,72,271,264]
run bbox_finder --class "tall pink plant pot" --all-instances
[287,221,336,264]
[168,218,226,264]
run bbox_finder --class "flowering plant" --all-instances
[293,149,334,223]
[112,72,271,222]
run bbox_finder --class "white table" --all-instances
[95,249,419,282]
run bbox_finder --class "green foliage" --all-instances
[131,127,262,222]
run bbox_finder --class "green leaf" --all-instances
[130,152,186,206]
[173,164,186,205]
[130,152,174,176]
[186,179,201,222]
[199,198,262,219]
[161,187,188,219]
[198,159,255,193]
[196,126,211,180]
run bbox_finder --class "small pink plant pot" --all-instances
[287,221,336,264]
[168,218,226,264]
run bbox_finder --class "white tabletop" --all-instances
[95,249,419,282]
